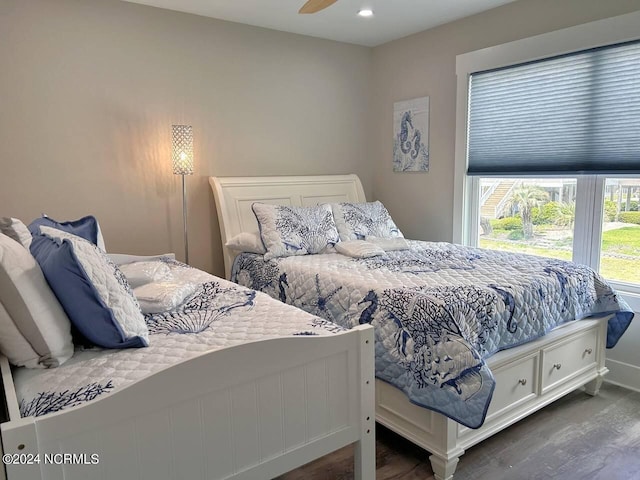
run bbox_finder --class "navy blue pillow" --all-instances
[30,233,148,349]
[29,215,101,246]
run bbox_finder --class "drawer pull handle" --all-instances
[518,378,527,386]
[553,363,562,370]
[584,348,593,355]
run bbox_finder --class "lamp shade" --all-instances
[171,125,194,175]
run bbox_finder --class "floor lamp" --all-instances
[172,125,194,264]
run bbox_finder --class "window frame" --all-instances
[454,11,640,297]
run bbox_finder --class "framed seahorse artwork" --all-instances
[393,96,430,172]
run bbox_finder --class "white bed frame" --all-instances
[210,174,610,480]
[1,308,375,479]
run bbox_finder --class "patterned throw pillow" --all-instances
[31,227,149,349]
[252,203,340,260]
[331,201,404,241]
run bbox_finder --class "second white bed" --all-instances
[2,259,376,480]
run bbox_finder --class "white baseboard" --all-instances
[604,358,640,393]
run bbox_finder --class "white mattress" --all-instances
[14,261,343,418]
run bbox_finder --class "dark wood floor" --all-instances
[277,383,640,480]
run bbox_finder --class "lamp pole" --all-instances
[182,173,189,265]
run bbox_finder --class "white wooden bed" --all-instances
[210,174,610,480]
[0,289,376,479]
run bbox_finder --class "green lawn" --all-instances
[599,257,640,285]
[479,238,572,261]
[481,224,640,284]
[601,226,640,256]
[601,226,640,283]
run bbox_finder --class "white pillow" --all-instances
[252,203,340,260]
[0,217,32,249]
[108,253,176,266]
[365,236,410,251]
[96,222,106,252]
[119,261,172,288]
[335,240,386,258]
[225,232,266,254]
[331,201,403,241]
[0,233,73,367]
[134,282,198,314]
[0,300,44,368]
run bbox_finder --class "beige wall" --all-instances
[0,0,372,276]
[370,0,640,242]
[3,0,640,277]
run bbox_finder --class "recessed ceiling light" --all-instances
[357,8,374,18]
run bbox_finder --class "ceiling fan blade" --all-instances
[298,0,338,14]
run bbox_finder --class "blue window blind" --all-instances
[467,40,640,176]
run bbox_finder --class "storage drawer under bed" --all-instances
[541,327,598,393]
[485,352,538,420]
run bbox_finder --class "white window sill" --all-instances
[617,289,640,312]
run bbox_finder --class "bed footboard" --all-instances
[375,317,609,480]
[1,324,375,480]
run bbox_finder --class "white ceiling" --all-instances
[122,0,519,47]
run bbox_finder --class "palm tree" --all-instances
[554,202,576,229]
[508,186,549,239]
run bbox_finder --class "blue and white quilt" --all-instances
[14,261,343,418]
[232,241,634,429]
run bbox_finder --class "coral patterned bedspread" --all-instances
[232,241,633,428]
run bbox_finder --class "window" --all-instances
[455,17,640,292]
[478,178,576,262]
[600,178,640,286]
[476,176,640,287]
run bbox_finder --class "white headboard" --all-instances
[209,174,367,279]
